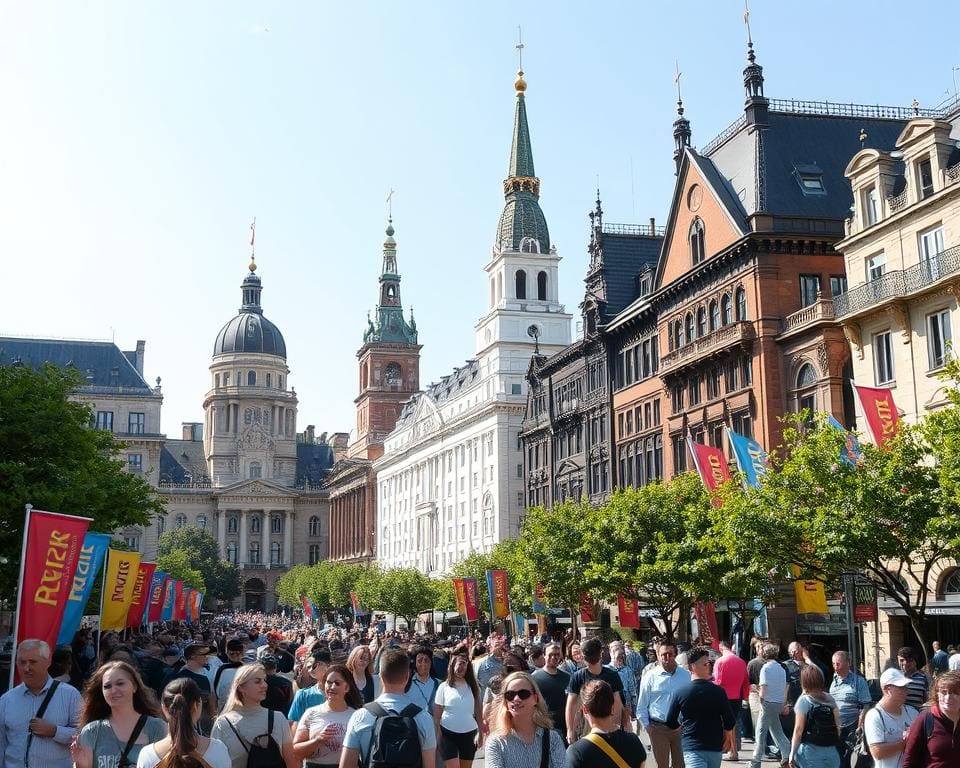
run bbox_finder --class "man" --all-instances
[0,639,81,768]
[167,641,218,733]
[288,650,331,728]
[339,648,436,768]
[256,630,282,659]
[531,643,570,744]
[527,643,546,669]
[896,646,929,710]
[475,633,506,701]
[565,637,630,740]
[781,642,806,748]
[608,643,638,727]
[637,642,692,768]
[136,640,168,699]
[950,647,960,672]
[713,639,750,761]
[750,643,791,768]
[829,650,872,768]
[624,640,646,684]
[666,647,736,768]
[214,638,246,711]
[864,668,918,768]
[262,655,294,716]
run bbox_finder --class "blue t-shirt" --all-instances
[343,692,437,762]
[288,685,327,723]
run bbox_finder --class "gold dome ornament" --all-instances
[249,256,257,272]
[515,68,526,94]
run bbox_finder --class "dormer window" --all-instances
[918,158,934,199]
[795,164,826,195]
[520,237,540,254]
[864,186,879,226]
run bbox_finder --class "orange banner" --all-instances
[487,570,510,619]
[126,562,156,628]
[452,578,467,616]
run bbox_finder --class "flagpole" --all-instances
[96,547,110,660]
[9,504,32,690]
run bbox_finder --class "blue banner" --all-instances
[183,588,194,624]
[161,578,175,621]
[57,532,111,646]
[726,428,768,488]
[827,414,863,466]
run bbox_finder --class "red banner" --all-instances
[126,562,157,628]
[580,593,595,622]
[16,510,90,663]
[487,570,510,619]
[452,579,466,615]
[855,385,900,449]
[689,438,732,493]
[301,595,313,618]
[173,581,186,620]
[693,601,721,650]
[617,594,640,629]
[147,575,170,623]
[463,578,479,622]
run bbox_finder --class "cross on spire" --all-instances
[516,26,524,70]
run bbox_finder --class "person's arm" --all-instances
[208,686,219,716]
[433,703,443,747]
[565,693,579,736]
[281,732,300,768]
[53,688,81,745]
[484,736,505,768]
[419,747,436,768]
[664,690,681,730]
[339,747,361,768]
[789,707,805,765]
[865,710,907,760]
[636,676,651,728]
[758,684,767,703]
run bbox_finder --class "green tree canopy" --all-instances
[355,566,435,629]
[157,526,240,601]
[156,548,205,592]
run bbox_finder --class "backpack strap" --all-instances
[362,703,390,768]
[118,715,148,768]
[585,733,631,768]
[266,708,274,739]
[223,715,251,753]
[398,703,422,719]
[924,710,935,740]
[25,680,60,767]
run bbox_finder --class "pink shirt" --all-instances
[713,650,750,701]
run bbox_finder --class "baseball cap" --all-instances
[880,668,912,688]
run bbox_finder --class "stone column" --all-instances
[239,510,248,565]
[262,511,271,566]
[283,510,293,565]
[217,509,227,558]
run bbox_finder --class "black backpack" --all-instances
[802,700,839,747]
[363,702,422,768]
[223,708,283,768]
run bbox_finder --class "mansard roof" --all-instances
[394,358,481,430]
[597,227,663,319]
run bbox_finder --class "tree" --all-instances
[157,527,240,601]
[355,566,435,630]
[156,548,205,592]
[0,364,165,597]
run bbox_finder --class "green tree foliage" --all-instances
[431,577,457,613]
[0,364,165,597]
[355,566,435,629]
[157,526,240,601]
[156,549,206,592]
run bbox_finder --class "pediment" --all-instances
[410,392,444,437]
[895,119,951,149]
[844,149,882,178]
[556,458,583,476]
[212,479,297,500]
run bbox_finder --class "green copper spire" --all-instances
[495,67,550,253]
[363,220,418,345]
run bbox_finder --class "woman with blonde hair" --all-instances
[210,663,298,768]
[345,644,375,703]
[484,671,565,768]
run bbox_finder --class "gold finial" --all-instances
[249,255,257,272]
[515,26,526,94]
[859,128,868,148]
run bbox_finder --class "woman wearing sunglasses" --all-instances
[484,671,565,768]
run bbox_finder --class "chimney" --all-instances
[135,340,145,376]
[182,422,203,441]
[649,218,656,236]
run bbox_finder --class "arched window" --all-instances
[736,287,747,321]
[697,307,707,337]
[684,313,695,345]
[797,364,817,388]
[795,363,818,415]
[249,542,260,564]
[309,545,321,565]
[266,373,272,388]
[309,516,320,537]
[247,370,256,386]
[384,362,402,385]
[537,271,548,301]
[721,294,733,325]
[197,514,206,530]
[249,461,261,479]
[227,515,238,534]
[671,320,682,350]
[709,300,720,331]
[515,269,527,299]
[226,542,237,564]
[175,514,186,529]
[520,237,540,253]
[270,541,281,565]
[250,515,261,534]
[157,516,166,535]
[941,568,960,596]
[690,218,706,264]
[271,514,282,534]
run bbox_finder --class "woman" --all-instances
[559,643,583,677]
[903,670,960,767]
[345,645,375,703]
[292,664,362,767]
[408,646,440,712]
[484,671,565,768]
[210,663,298,768]
[136,678,231,768]
[434,651,483,768]
[71,661,167,768]
[788,666,841,768]
[566,679,646,767]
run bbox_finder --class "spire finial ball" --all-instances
[515,68,527,94]
[248,256,257,272]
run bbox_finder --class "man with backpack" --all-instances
[339,648,436,768]
[829,650,873,768]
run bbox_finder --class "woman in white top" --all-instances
[292,664,362,767]
[136,677,231,768]
[209,663,298,768]
[434,651,483,768]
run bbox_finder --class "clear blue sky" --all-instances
[3,1,958,437]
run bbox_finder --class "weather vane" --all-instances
[743,0,753,46]
[386,189,395,220]
[675,61,682,103]
[249,217,256,257]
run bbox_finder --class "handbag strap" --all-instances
[119,715,148,766]
[585,732,631,768]
[25,680,60,768]
[539,728,550,768]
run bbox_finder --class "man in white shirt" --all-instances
[637,642,692,768]
[750,643,791,768]
[864,668,917,768]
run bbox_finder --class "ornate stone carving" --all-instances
[842,323,863,360]
[817,343,829,378]
[883,302,911,341]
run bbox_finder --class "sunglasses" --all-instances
[503,688,534,702]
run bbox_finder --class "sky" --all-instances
[3,1,959,438]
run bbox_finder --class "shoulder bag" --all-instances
[585,732,631,768]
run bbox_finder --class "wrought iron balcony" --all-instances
[659,321,755,375]
[781,299,835,335]
[834,245,960,319]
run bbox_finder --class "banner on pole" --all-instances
[579,593,595,623]
[173,581,187,620]
[532,584,547,614]
[160,577,175,621]
[126,562,157,628]
[182,588,194,624]
[18,509,91,653]
[827,414,863,466]
[463,578,479,622]
[57,532,110,645]
[301,595,313,618]
[617,594,640,629]
[452,579,467,616]
[101,549,142,631]
[693,601,721,650]
[688,435,732,503]
[486,570,510,619]
[726,429,768,488]
[854,385,900,449]
[792,566,829,614]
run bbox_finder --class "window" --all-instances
[271,541,281,565]
[124,535,140,551]
[515,269,527,299]
[736,287,747,321]
[918,158,934,199]
[228,515,238,533]
[867,252,886,281]
[537,271,547,301]
[249,542,260,564]
[511,383,522,395]
[721,294,732,325]
[272,515,282,533]
[226,542,237,564]
[224,373,230,386]
[95,411,114,431]
[919,226,945,281]
[694,307,706,339]
[247,370,256,386]
[684,313,695,345]
[928,309,952,369]
[798,172,825,193]
[266,373,272,388]
[215,374,220,388]
[797,364,817,388]
[672,435,687,474]
[865,186,879,226]
[709,300,720,332]
[733,411,753,439]
[309,516,321,536]
[128,412,145,434]
[127,454,142,471]
[706,368,721,400]
[175,514,186,529]
[874,331,895,385]
[741,355,753,385]
[251,515,261,534]
[830,276,847,297]
[157,516,165,535]
[711,422,725,449]
[671,383,684,413]
[671,320,682,350]
[800,275,821,307]
[249,461,261,479]
[197,514,206,530]
[690,218,706,264]
[725,360,739,393]
[688,375,702,406]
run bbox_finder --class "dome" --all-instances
[496,192,550,253]
[213,312,287,358]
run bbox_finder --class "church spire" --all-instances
[742,2,768,126]
[362,219,417,345]
[672,62,691,175]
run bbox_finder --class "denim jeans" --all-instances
[683,750,723,768]
[751,700,791,767]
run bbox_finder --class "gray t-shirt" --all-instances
[210,706,292,768]
[79,717,168,768]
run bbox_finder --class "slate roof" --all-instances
[0,337,153,392]
[296,441,335,485]
[395,358,480,429]
[160,439,209,483]
[213,312,287,358]
[598,229,663,319]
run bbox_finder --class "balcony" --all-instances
[659,321,756,375]
[834,245,960,319]
[780,299,835,336]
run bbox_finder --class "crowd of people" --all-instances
[0,613,958,768]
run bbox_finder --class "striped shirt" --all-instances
[905,670,929,711]
[484,727,566,768]
[607,664,638,717]
[0,676,81,768]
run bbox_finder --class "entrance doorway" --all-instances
[244,578,266,612]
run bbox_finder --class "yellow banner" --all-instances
[101,549,142,630]
[792,566,828,614]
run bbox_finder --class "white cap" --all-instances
[880,668,912,688]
